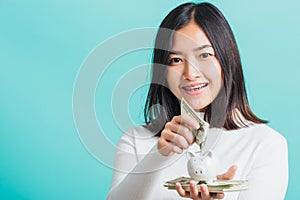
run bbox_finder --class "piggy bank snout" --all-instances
[194,167,205,175]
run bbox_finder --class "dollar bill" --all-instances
[181,98,209,149]
[164,177,248,193]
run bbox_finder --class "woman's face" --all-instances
[166,21,223,112]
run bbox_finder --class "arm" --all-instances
[107,128,181,200]
[238,135,288,200]
[107,114,200,199]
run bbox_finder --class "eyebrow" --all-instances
[169,44,213,55]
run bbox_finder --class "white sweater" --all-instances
[107,123,288,200]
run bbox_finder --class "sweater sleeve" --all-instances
[237,133,289,200]
[106,128,180,200]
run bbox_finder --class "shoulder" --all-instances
[233,110,286,144]
[120,125,158,140]
[240,123,287,147]
[117,125,159,154]
[248,124,286,142]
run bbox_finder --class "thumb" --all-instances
[217,165,237,180]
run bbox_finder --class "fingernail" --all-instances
[190,180,196,186]
[200,184,207,191]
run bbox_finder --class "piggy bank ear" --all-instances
[187,151,196,159]
[202,151,213,158]
[207,151,213,158]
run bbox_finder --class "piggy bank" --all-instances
[187,151,219,183]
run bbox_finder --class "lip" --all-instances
[181,82,209,95]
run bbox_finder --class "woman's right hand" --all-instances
[158,114,200,156]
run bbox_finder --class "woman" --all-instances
[107,2,288,200]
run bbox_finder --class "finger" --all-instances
[177,125,195,145]
[173,114,200,130]
[182,114,201,130]
[211,192,224,199]
[162,138,183,154]
[166,122,194,145]
[173,134,190,149]
[157,138,182,156]
[199,184,210,199]
[189,180,200,199]
[161,129,189,149]
[217,165,237,180]
[176,182,187,197]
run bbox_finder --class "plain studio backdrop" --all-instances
[0,0,299,199]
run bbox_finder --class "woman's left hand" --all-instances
[175,165,237,200]
[176,181,224,200]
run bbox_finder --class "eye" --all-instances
[168,57,183,65]
[199,53,213,59]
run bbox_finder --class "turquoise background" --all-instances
[1,0,299,199]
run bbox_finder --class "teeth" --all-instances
[199,83,208,88]
[183,83,208,91]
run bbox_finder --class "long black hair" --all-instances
[144,2,267,135]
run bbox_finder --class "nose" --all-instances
[183,60,201,80]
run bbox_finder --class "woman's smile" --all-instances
[180,82,209,95]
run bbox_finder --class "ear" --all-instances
[207,151,213,158]
[187,151,196,159]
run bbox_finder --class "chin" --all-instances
[185,99,208,112]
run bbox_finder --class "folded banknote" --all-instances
[181,98,209,148]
